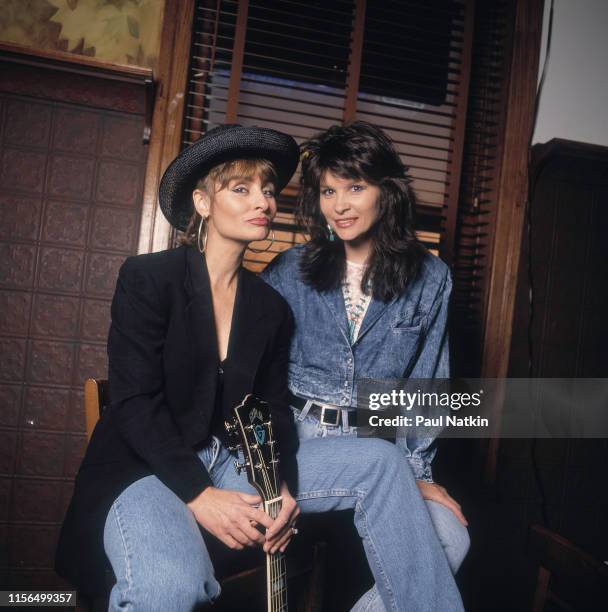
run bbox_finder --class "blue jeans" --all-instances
[104,435,465,612]
[293,406,470,612]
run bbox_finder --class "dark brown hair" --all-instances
[297,121,426,302]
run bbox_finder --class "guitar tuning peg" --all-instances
[224,419,238,434]
[234,459,249,475]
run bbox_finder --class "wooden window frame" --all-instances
[137,0,197,254]
[141,2,546,467]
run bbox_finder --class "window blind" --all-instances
[451,0,513,376]
[180,0,475,272]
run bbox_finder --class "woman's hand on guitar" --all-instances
[264,482,300,554]
[187,486,274,549]
[416,480,468,526]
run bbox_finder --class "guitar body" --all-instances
[226,394,289,612]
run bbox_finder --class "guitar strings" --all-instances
[253,419,287,610]
[255,445,285,610]
[265,420,286,610]
[267,420,287,610]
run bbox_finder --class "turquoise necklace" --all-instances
[343,280,371,344]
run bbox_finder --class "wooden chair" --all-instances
[528,524,608,612]
[82,378,326,612]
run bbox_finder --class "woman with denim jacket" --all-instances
[262,121,470,611]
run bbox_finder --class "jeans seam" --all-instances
[356,495,398,612]
[295,488,363,501]
[362,587,378,612]
[112,499,134,610]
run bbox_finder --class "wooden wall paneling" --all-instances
[439,0,475,266]
[343,0,366,122]
[225,0,249,123]
[450,0,515,379]
[0,43,155,145]
[187,0,222,139]
[473,1,516,377]
[137,0,197,254]
[494,142,608,606]
[0,43,152,117]
[480,0,545,482]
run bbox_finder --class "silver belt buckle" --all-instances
[320,405,340,427]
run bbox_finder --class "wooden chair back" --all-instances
[84,378,109,442]
[528,524,608,612]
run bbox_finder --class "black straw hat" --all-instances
[159,124,300,231]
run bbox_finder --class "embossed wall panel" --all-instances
[0,149,47,194]
[12,479,63,522]
[42,201,89,247]
[0,291,31,336]
[18,432,65,478]
[51,109,101,153]
[4,99,52,148]
[84,252,125,297]
[0,62,148,588]
[0,385,21,427]
[95,160,142,207]
[65,389,85,435]
[80,299,111,342]
[23,387,70,431]
[0,431,18,474]
[0,195,42,241]
[0,478,10,520]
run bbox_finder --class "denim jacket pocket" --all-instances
[392,321,423,334]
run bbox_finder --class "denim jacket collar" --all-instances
[320,283,397,345]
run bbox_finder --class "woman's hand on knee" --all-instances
[416,481,468,527]
[187,487,273,549]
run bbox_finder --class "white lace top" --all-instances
[342,260,372,343]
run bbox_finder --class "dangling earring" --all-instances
[197,216,208,254]
[327,223,336,242]
[248,229,276,254]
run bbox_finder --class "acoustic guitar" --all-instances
[225,394,288,612]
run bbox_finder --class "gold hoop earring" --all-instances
[247,228,275,254]
[197,216,208,254]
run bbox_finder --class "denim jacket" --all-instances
[261,245,452,482]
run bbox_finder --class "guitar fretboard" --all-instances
[266,497,287,612]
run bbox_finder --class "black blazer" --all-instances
[55,245,298,597]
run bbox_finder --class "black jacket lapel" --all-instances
[184,247,218,416]
[184,248,270,420]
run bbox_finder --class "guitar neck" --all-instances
[265,497,288,612]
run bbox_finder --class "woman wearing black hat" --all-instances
[56,125,464,612]
[55,125,302,608]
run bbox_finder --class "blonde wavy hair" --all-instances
[180,158,278,245]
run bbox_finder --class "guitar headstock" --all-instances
[225,394,280,502]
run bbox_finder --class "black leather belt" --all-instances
[288,392,358,428]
